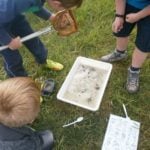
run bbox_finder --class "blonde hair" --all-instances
[0,77,40,127]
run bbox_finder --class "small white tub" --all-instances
[57,56,112,111]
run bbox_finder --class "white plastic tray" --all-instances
[57,56,112,111]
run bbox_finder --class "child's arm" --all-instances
[112,0,126,33]
[126,5,150,23]
[0,26,22,50]
[115,0,126,16]
[0,27,12,45]
[34,7,52,21]
[34,7,57,24]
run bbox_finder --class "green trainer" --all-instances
[46,59,64,71]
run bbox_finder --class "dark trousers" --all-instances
[0,15,48,77]
[114,4,150,52]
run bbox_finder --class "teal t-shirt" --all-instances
[25,6,40,13]
[23,0,41,13]
[127,0,150,9]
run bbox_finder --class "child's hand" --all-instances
[49,13,56,22]
[126,13,140,23]
[112,17,124,33]
[8,37,22,50]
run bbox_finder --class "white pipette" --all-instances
[63,117,84,128]
[123,104,130,119]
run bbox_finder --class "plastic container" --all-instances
[57,56,112,111]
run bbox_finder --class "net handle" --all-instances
[0,26,52,51]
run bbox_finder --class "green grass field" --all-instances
[0,0,150,149]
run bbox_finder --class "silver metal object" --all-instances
[0,26,53,51]
[63,116,84,128]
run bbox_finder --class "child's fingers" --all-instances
[112,23,116,32]
[8,36,22,50]
[126,15,130,22]
[112,25,119,33]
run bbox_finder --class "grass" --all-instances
[0,0,150,149]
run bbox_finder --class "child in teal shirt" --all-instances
[100,0,150,93]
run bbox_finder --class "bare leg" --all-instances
[126,47,149,93]
[131,47,149,68]
[116,36,129,51]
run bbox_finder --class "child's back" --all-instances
[0,77,54,150]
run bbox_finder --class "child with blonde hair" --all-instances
[0,77,54,150]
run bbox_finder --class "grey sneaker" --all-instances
[126,68,140,93]
[100,50,127,62]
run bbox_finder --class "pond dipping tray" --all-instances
[57,56,112,111]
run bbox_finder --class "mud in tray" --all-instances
[57,56,112,111]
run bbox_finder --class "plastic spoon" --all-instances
[63,117,84,128]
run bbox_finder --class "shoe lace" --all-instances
[128,73,138,86]
[109,52,119,58]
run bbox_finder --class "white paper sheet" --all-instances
[102,114,140,150]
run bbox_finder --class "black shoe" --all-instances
[41,79,55,96]
[38,130,54,150]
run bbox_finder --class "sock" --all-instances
[130,66,140,72]
[116,49,126,54]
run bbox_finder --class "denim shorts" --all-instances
[114,4,150,52]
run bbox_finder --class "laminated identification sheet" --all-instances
[102,114,140,150]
